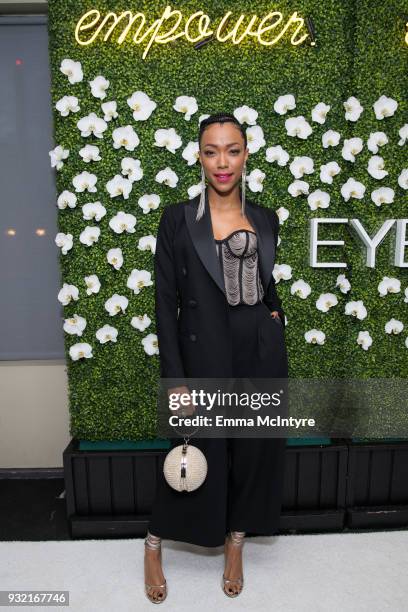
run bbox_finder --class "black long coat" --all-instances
[154,189,286,381]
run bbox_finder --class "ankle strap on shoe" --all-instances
[230,531,245,545]
[145,530,162,549]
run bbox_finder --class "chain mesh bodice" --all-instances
[214,229,265,306]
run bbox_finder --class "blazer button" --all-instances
[188,299,197,308]
[182,266,187,276]
[189,333,196,341]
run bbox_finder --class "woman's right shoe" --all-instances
[222,530,245,597]
[144,530,167,604]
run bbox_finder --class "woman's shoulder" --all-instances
[247,198,279,226]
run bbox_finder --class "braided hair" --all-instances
[198,112,247,149]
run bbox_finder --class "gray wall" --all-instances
[0,8,70,468]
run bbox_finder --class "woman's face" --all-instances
[199,122,249,194]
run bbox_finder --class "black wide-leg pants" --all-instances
[148,301,288,547]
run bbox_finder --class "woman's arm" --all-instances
[154,206,185,380]
[263,210,286,327]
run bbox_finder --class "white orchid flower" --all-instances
[109,211,137,234]
[367,155,388,179]
[49,145,69,170]
[89,75,109,100]
[60,58,83,84]
[56,95,80,116]
[308,189,330,210]
[246,125,266,153]
[82,201,106,222]
[289,156,314,178]
[276,207,289,223]
[320,161,341,184]
[305,329,326,345]
[385,318,404,334]
[336,274,351,294]
[79,226,101,246]
[370,187,394,207]
[345,300,367,320]
[290,279,311,298]
[173,95,198,121]
[234,105,258,125]
[127,91,157,121]
[397,168,408,190]
[288,180,309,196]
[182,141,200,165]
[55,232,73,255]
[138,194,160,214]
[77,112,108,138]
[233,104,258,125]
[373,95,398,120]
[104,294,129,316]
[154,128,182,154]
[69,342,93,361]
[311,102,330,124]
[72,171,98,193]
[273,263,292,282]
[341,137,364,162]
[138,235,156,254]
[58,283,79,305]
[101,100,118,121]
[367,131,388,154]
[112,125,140,151]
[155,167,179,188]
[316,292,338,312]
[265,145,290,167]
[404,287,408,303]
[63,314,87,336]
[322,130,341,148]
[121,157,143,183]
[274,94,296,115]
[106,174,132,199]
[131,314,152,332]
[107,248,123,270]
[246,168,265,192]
[126,269,153,294]
[96,324,118,343]
[340,177,366,201]
[357,331,373,351]
[187,182,203,199]
[84,274,101,295]
[343,96,363,121]
[398,124,408,146]
[285,116,313,139]
[378,276,401,296]
[57,190,77,210]
[142,333,159,355]
[79,144,101,163]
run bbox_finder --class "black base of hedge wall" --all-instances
[63,438,408,539]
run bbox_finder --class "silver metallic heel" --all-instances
[144,530,167,604]
[222,531,245,597]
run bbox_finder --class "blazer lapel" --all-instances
[184,189,276,297]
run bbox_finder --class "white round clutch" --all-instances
[163,442,208,492]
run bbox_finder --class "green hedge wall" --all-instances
[47,0,407,440]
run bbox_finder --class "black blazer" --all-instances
[154,189,286,381]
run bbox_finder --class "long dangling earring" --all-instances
[241,161,247,217]
[196,164,206,221]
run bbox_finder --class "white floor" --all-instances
[2,530,408,611]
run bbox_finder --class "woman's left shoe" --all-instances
[222,531,245,597]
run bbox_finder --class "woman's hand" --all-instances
[270,310,281,321]
[167,385,196,416]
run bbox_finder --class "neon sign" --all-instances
[74,5,310,59]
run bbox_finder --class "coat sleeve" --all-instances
[263,210,286,327]
[154,206,185,381]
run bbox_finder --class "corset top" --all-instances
[214,229,265,306]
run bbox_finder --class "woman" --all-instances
[144,113,288,603]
